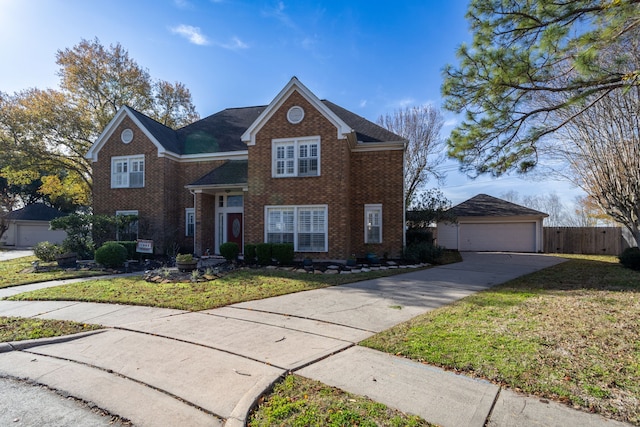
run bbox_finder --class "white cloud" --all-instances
[395,97,415,108]
[359,99,367,108]
[170,25,209,46]
[218,36,249,50]
[263,1,295,29]
[173,0,192,8]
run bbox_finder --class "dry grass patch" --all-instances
[362,255,640,425]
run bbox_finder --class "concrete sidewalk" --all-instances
[0,252,631,426]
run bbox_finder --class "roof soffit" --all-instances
[241,77,353,145]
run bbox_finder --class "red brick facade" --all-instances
[89,79,405,259]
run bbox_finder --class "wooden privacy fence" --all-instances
[544,227,628,255]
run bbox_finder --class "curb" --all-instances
[0,329,108,354]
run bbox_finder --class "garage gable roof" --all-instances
[5,204,67,221]
[449,194,548,217]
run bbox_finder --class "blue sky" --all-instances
[0,0,583,206]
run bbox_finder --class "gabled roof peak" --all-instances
[449,194,548,217]
[241,77,353,145]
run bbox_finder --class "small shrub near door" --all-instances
[220,242,239,262]
[244,243,257,264]
[256,243,272,265]
[619,247,640,271]
[272,243,294,265]
[95,242,128,268]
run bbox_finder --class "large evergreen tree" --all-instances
[442,0,639,176]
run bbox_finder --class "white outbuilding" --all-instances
[1,204,67,248]
[437,194,547,253]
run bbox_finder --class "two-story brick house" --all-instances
[86,78,406,260]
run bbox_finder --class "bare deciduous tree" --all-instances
[377,105,445,207]
[551,85,640,245]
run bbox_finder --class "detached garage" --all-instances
[1,204,67,248]
[437,194,547,253]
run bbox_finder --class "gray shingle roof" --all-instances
[448,194,548,217]
[128,99,402,155]
[322,100,405,142]
[177,106,266,154]
[128,108,182,154]
[189,160,248,186]
[5,204,67,221]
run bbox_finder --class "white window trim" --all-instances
[111,155,145,188]
[185,208,195,237]
[364,204,383,244]
[271,136,321,178]
[264,205,328,252]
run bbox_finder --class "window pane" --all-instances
[227,195,243,207]
[365,207,382,243]
[298,159,308,175]
[130,172,144,188]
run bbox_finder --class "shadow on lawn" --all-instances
[496,257,640,293]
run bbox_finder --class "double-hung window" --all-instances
[111,155,145,188]
[266,205,327,252]
[272,137,320,177]
[266,207,295,244]
[185,208,195,237]
[364,204,382,244]
[116,210,139,241]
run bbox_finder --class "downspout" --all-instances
[190,190,197,255]
[402,140,407,251]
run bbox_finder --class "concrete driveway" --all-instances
[1,252,624,427]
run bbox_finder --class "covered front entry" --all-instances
[215,193,244,254]
[225,213,243,253]
[185,160,248,256]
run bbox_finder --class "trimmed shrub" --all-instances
[406,229,434,246]
[220,242,240,262]
[244,243,257,264]
[272,243,294,265]
[95,242,128,268]
[33,241,62,262]
[256,243,272,265]
[104,241,138,260]
[403,242,445,264]
[619,247,640,271]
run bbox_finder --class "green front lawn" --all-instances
[8,266,434,312]
[362,255,640,425]
[0,256,103,289]
[248,374,432,427]
[0,316,101,342]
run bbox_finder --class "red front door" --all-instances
[226,213,243,253]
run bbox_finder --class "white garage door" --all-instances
[459,222,536,252]
[17,223,66,247]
